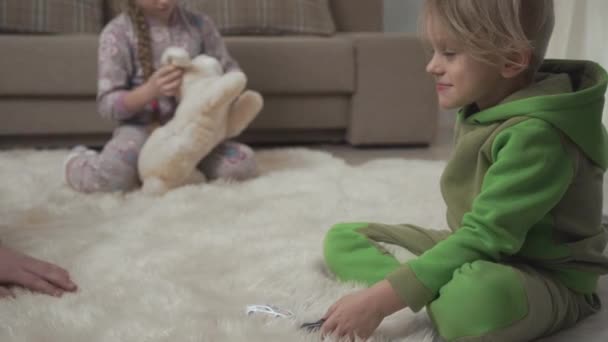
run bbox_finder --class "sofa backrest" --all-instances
[330,0,383,32]
[102,0,384,33]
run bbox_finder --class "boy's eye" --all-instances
[442,51,457,58]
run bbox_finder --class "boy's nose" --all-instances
[426,54,444,76]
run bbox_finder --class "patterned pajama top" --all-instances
[97,6,240,124]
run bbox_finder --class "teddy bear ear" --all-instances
[160,53,173,66]
[161,47,191,66]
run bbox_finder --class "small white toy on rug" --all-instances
[245,304,325,333]
[138,47,263,195]
[245,304,294,318]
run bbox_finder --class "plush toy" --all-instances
[138,47,263,195]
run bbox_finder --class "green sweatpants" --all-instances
[323,223,602,342]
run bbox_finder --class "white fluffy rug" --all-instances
[0,148,606,342]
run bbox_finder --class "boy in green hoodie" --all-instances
[320,0,608,341]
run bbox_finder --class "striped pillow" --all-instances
[184,0,336,36]
[0,0,103,34]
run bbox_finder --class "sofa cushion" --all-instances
[184,0,336,36]
[330,0,383,32]
[226,36,354,94]
[0,0,103,34]
[0,34,354,96]
[0,34,99,96]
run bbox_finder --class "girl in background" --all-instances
[65,0,258,193]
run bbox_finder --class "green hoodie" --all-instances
[387,60,608,312]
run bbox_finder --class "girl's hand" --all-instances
[145,65,184,98]
[321,280,406,340]
[0,246,78,298]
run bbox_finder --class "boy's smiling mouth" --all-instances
[436,83,452,92]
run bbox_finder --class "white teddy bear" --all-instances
[138,47,263,195]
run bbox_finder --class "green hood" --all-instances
[462,59,608,169]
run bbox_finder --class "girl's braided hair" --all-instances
[111,0,155,80]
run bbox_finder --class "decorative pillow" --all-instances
[184,0,336,36]
[0,0,103,34]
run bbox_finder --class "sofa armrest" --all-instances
[344,33,438,145]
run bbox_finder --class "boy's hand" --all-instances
[321,280,406,340]
[0,246,78,298]
[146,65,184,98]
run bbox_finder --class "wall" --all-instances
[383,1,457,128]
[384,0,423,33]
[546,0,608,124]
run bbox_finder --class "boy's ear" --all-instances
[501,49,532,79]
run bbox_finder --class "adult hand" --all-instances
[0,246,77,298]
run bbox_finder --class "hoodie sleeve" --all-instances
[386,118,575,312]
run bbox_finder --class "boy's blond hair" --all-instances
[421,0,555,76]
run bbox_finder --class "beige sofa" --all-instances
[0,0,438,148]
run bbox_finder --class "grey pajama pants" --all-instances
[65,125,257,193]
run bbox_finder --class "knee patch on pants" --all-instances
[428,261,529,341]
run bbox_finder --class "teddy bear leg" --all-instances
[226,90,264,138]
[191,73,248,118]
[183,170,207,186]
[141,177,170,196]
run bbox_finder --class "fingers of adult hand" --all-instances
[15,271,63,297]
[26,261,76,291]
[0,286,15,298]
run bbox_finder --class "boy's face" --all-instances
[424,25,506,110]
[136,0,178,22]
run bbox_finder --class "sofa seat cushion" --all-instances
[0,35,355,96]
[0,34,99,96]
[226,36,355,94]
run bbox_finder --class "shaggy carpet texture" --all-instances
[0,148,606,342]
